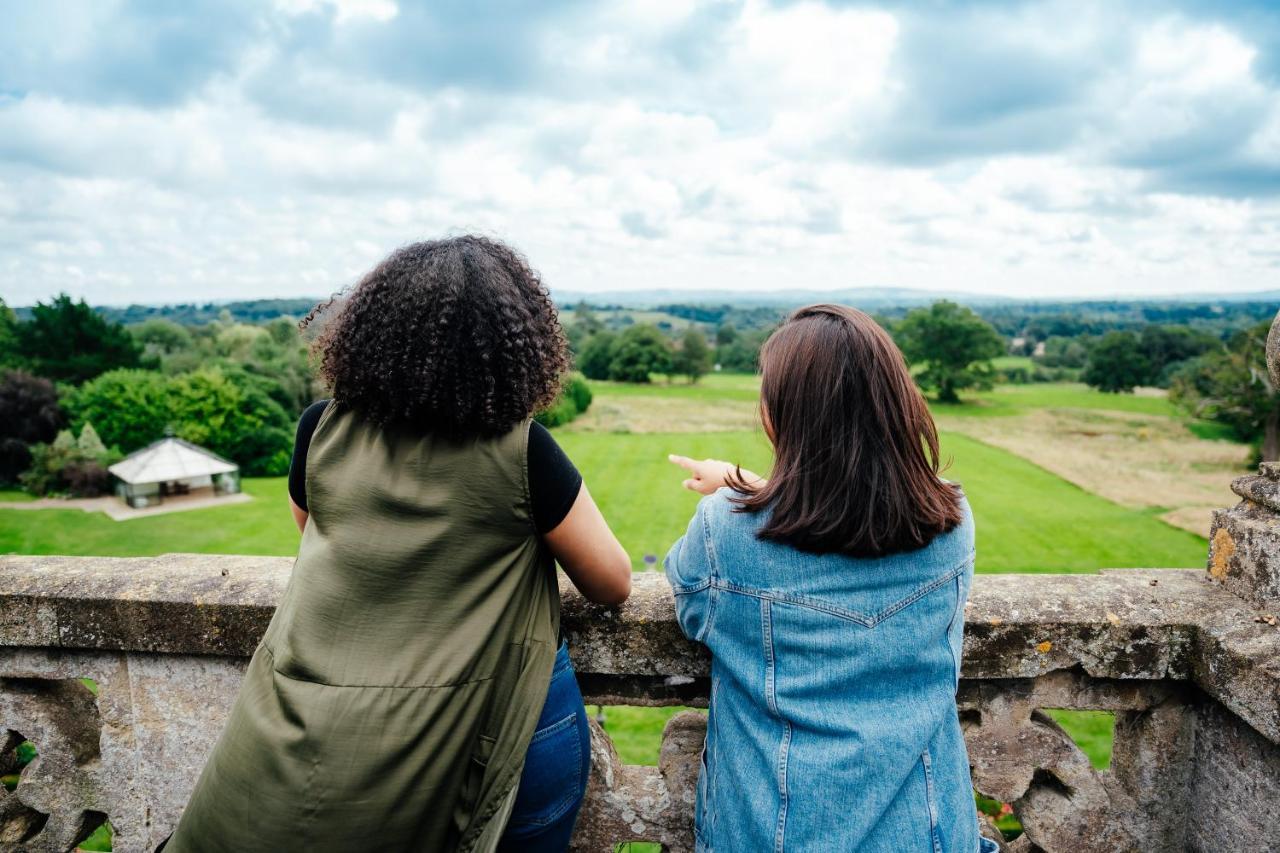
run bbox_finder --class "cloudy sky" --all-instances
[3,0,1280,306]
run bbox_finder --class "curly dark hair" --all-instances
[300,235,569,437]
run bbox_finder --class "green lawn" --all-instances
[0,489,34,502]
[934,382,1179,419]
[0,477,301,557]
[557,429,1207,573]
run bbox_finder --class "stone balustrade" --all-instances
[2,510,1279,853]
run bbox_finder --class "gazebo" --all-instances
[108,438,241,509]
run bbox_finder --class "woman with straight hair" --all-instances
[165,236,631,853]
[666,304,996,852]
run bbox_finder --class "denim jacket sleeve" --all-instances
[663,494,717,643]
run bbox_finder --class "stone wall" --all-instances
[2,546,1279,852]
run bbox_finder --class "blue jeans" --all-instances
[498,641,591,852]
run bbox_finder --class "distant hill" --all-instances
[551,287,1006,310]
[11,288,1274,333]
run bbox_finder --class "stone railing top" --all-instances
[2,553,1278,744]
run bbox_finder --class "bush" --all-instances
[534,395,580,428]
[66,366,294,476]
[20,423,119,497]
[0,369,65,484]
[577,332,617,380]
[565,373,593,413]
[534,372,593,429]
[997,365,1032,384]
[608,325,673,383]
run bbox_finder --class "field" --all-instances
[2,371,1243,845]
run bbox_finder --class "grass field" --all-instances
[0,429,1207,573]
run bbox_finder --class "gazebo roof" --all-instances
[108,438,238,485]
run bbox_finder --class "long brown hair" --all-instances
[729,303,963,557]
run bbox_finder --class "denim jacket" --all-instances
[665,488,986,853]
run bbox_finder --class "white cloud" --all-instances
[2,0,1280,306]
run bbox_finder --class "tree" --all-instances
[673,327,712,383]
[1037,336,1090,369]
[716,329,767,373]
[0,370,65,483]
[715,323,737,346]
[574,301,604,336]
[577,331,618,380]
[1082,331,1151,393]
[895,301,1005,403]
[130,318,195,361]
[1139,325,1217,386]
[608,324,673,383]
[18,294,143,384]
[1171,321,1280,461]
[0,299,19,369]
[66,369,173,453]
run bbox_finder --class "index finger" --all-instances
[667,454,697,473]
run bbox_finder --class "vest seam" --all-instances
[262,644,499,690]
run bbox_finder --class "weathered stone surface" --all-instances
[1210,495,1280,610]
[1184,700,1280,853]
[1266,306,1280,388]
[0,554,288,657]
[571,712,703,853]
[3,555,1280,851]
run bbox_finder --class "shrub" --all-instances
[577,332,617,380]
[608,325,673,383]
[66,366,293,476]
[20,423,119,497]
[535,372,594,429]
[534,395,580,428]
[564,373,592,413]
[0,369,65,484]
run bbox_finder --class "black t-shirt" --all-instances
[287,400,583,534]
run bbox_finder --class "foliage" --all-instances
[0,370,66,484]
[0,299,19,369]
[1037,335,1090,369]
[577,331,618,380]
[1170,321,1279,460]
[1082,331,1151,393]
[20,423,120,497]
[608,324,674,383]
[1139,325,1217,386]
[672,327,712,383]
[130,318,194,360]
[16,294,143,384]
[67,367,293,475]
[535,373,593,428]
[715,328,768,372]
[565,372,593,413]
[66,370,173,453]
[895,301,1005,403]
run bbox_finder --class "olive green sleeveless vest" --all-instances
[168,404,560,852]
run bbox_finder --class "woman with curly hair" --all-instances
[165,236,631,853]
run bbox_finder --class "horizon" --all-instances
[5,1,1280,305]
[11,281,1279,312]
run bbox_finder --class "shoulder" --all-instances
[299,399,331,430]
[694,487,757,537]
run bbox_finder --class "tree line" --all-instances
[2,290,1275,498]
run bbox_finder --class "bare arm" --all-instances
[543,482,632,605]
[289,496,308,533]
